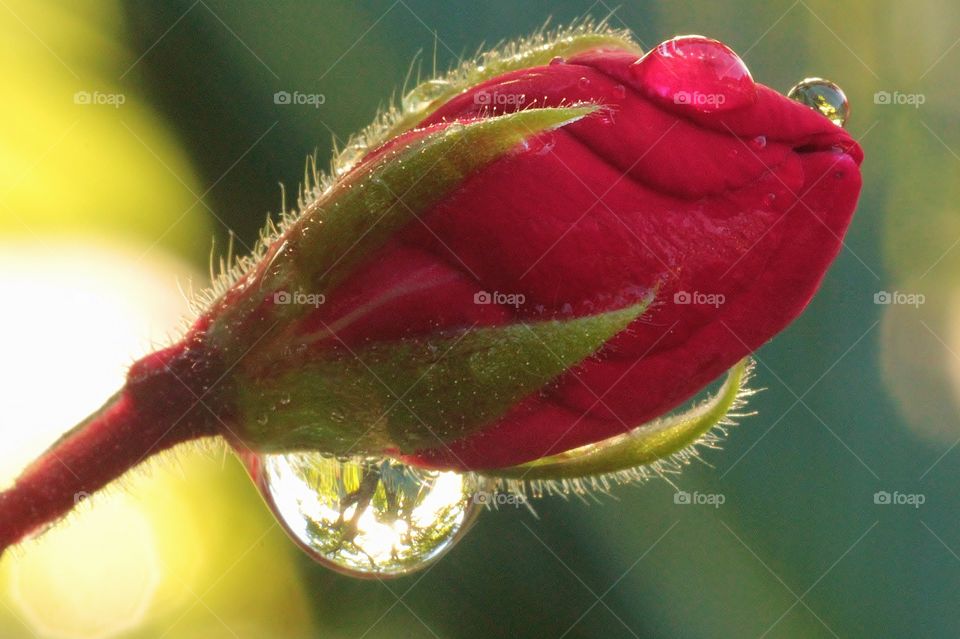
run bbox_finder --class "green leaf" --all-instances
[481,359,751,479]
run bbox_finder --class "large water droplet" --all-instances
[787,77,849,127]
[402,79,453,113]
[630,35,756,113]
[250,453,487,577]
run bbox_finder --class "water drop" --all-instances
[402,78,453,113]
[333,143,368,177]
[612,84,627,99]
[578,76,591,90]
[750,135,767,150]
[787,77,849,127]
[549,56,565,66]
[630,35,756,113]
[250,453,488,577]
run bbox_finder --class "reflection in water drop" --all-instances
[252,453,487,578]
[787,77,850,127]
[630,35,756,113]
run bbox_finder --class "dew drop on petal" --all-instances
[787,77,850,127]
[402,78,453,113]
[251,453,488,577]
[549,56,565,66]
[629,35,756,113]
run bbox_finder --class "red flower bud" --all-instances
[386,36,864,469]
[0,28,862,557]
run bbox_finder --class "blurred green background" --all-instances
[1,0,958,637]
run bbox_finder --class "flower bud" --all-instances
[0,27,864,557]
[195,30,862,471]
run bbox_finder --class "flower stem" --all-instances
[0,342,222,557]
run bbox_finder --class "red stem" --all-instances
[0,341,222,556]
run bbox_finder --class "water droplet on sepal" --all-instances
[787,77,849,127]
[402,79,453,113]
[248,452,489,577]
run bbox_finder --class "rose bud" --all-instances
[0,27,862,556]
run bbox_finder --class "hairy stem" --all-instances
[0,342,222,557]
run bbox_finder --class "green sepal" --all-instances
[207,105,601,342]
[289,105,601,294]
[481,359,751,479]
[236,298,650,455]
[382,30,641,140]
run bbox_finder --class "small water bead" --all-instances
[787,77,849,127]
[401,78,453,113]
[253,453,487,577]
[630,35,756,113]
[750,135,767,150]
[549,56,565,66]
[333,142,368,177]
